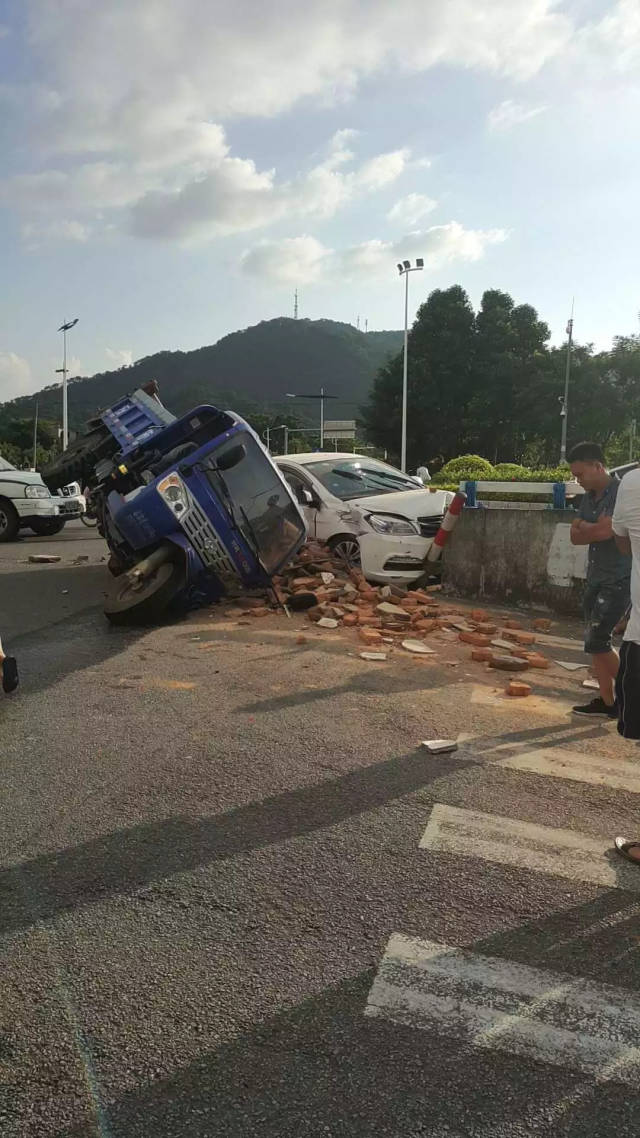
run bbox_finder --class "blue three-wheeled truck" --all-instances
[42,383,307,624]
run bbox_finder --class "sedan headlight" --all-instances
[157,472,190,516]
[366,513,419,536]
[24,484,51,499]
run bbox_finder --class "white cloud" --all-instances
[0,0,577,244]
[105,348,134,368]
[241,221,508,283]
[128,135,409,242]
[387,193,438,226]
[487,99,549,131]
[0,353,34,400]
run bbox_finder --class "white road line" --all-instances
[496,746,640,794]
[365,933,640,1085]
[419,804,640,892]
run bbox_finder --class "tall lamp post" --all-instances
[285,389,337,449]
[559,304,574,464]
[57,318,79,450]
[397,259,423,472]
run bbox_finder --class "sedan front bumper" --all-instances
[358,532,432,583]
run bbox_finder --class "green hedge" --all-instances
[433,455,571,486]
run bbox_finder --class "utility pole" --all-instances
[294,290,298,320]
[397,259,424,472]
[630,419,636,462]
[57,317,79,450]
[32,401,38,470]
[559,301,574,464]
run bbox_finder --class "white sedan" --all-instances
[274,452,453,584]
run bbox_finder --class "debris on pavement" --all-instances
[28,554,61,564]
[421,739,459,753]
[402,639,435,654]
[506,681,532,697]
[208,539,585,697]
[556,661,588,671]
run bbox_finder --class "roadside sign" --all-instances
[324,419,356,439]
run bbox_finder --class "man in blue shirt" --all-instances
[569,442,631,717]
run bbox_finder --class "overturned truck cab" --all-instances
[42,384,307,624]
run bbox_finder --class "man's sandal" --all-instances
[614,837,640,865]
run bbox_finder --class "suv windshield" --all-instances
[206,434,305,574]
[0,455,16,471]
[305,458,419,501]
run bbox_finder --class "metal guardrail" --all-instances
[460,479,584,508]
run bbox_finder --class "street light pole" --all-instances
[57,318,79,450]
[286,390,337,450]
[397,259,424,472]
[559,303,574,464]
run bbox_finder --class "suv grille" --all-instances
[416,514,444,538]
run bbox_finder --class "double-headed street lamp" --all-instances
[397,259,423,472]
[285,389,337,449]
[57,318,79,450]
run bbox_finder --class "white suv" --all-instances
[0,455,64,541]
[275,452,453,584]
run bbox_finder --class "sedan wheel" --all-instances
[329,535,361,567]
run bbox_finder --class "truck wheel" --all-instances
[0,499,20,543]
[104,561,185,625]
[29,518,66,537]
[41,425,114,494]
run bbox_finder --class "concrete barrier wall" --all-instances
[443,508,588,613]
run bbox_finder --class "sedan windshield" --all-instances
[305,458,419,501]
[0,455,16,471]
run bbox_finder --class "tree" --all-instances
[362,286,476,468]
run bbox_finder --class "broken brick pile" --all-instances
[223,541,556,698]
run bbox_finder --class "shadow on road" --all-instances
[54,951,640,1138]
[1,748,473,937]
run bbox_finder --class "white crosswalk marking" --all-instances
[366,934,640,1086]
[419,803,640,892]
[495,746,640,794]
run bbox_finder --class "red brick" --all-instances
[507,681,532,697]
[459,631,493,647]
[471,648,492,662]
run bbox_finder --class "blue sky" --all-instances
[1,0,639,402]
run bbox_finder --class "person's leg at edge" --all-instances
[574,584,628,716]
[613,643,640,866]
[0,631,19,694]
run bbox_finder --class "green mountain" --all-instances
[1,319,403,431]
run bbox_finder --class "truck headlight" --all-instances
[24,485,51,499]
[157,472,190,516]
[366,513,419,536]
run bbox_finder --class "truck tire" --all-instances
[29,518,67,537]
[104,561,185,625]
[41,425,115,494]
[0,498,20,543]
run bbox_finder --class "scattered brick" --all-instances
[532,618,553,632]
[489,654,530,672]
[459,631,493,647]
[506,681,532,697]
[471,648,493,662]
[376,602,411,621]
[471,609,490,623]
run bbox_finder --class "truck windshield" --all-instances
[306,458,419,500]
[207,434,305,574]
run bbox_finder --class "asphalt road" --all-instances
[2,525,640,1138]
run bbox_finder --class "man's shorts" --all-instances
[616,641,640,739]
[583,580,630,655]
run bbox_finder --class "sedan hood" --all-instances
[345,488,453,521]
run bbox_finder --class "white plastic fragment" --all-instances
[360,651,388,661]
[421,739,459,754]
[556,660,588,671]
[317,617,339,629]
